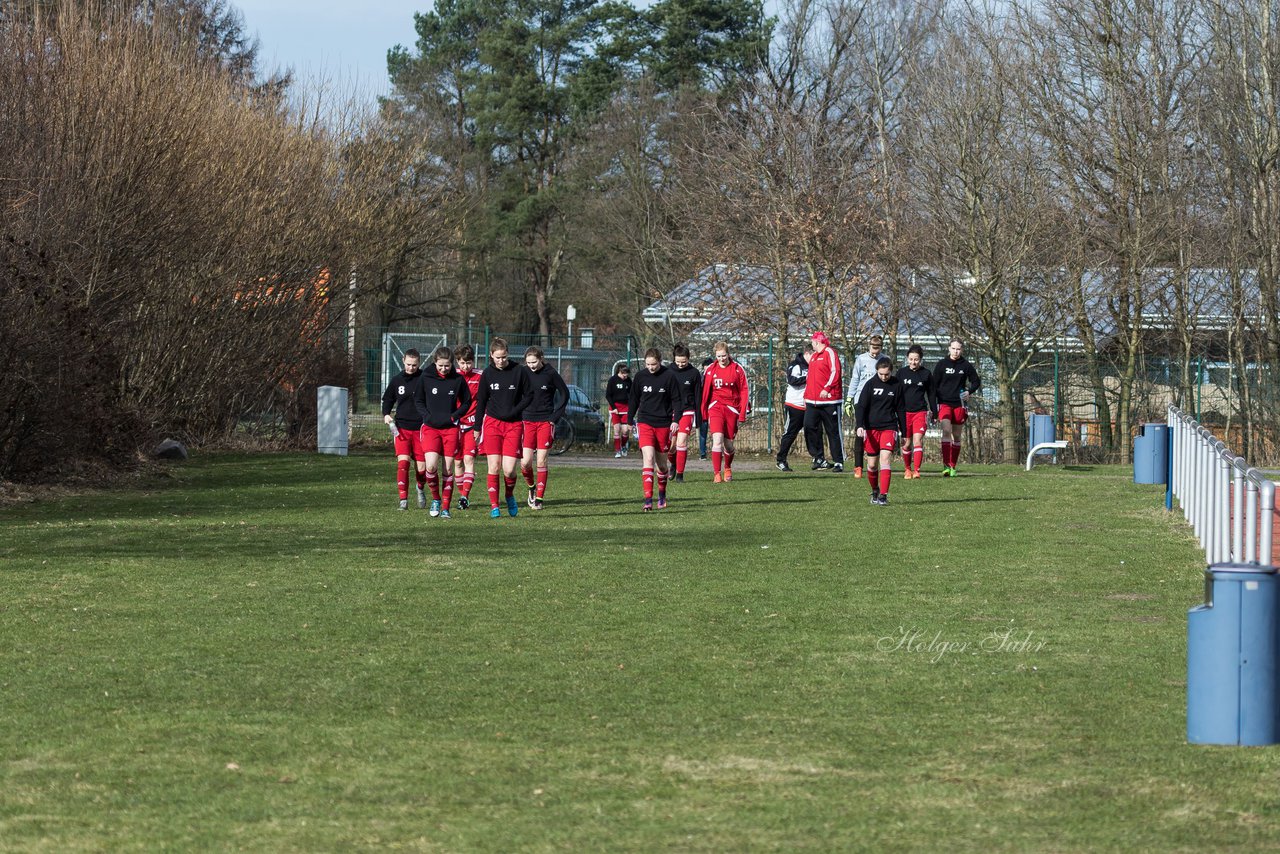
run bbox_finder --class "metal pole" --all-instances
[1233,465,1245,561]
[767,336,774,454]
[1246,478,1259,564]
[1261,480,1275,566]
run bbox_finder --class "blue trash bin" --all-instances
[1029,413,1055,457]
[1134,423,1169,484]
[1187,562,1280,745]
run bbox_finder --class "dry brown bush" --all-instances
[0,4,386,480]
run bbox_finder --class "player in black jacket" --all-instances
[628,348,680,511]
[519,347,569,511]
[381,348,427,510]
[856,355,907,505]
[412,346,472,518]
[931,338,982,477]
[474,337,533,518]
[776,345,811,472]
[667,342,703,482]
[897,344,935,479]
[605,362,633,457]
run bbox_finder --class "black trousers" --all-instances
[776,406,806,462]
[804,403,844,464]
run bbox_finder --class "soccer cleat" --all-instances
[724,467,733,481]
[398,499,409,510]
[614,451,623,458]
[869,492,881,505]
[416,487,427,509]
[490,507,502,518]
[674,473,684,483]
[531,498,544,511]
[528,487,537,508]
[699,453,708,460]
[776,460,792,472]
[831,463,843,473]
[429,499,441,517]
[643,498,653,512]
[713,472,722,483]
[458,496,470,510]
[942,467,954,477]
[657,493,667,509]
[811,458,827,471]
[507,496,519,517]
[876,494,889,506]
[439,509,452,519]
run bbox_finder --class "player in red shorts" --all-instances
[699,340,750,482]
[381,348,427,510]
[605,362,632,457]
[451,344,483,509]
[474,338,533,518]
[628,348,680,511]
[413,346,471,519]
[667,342,702,482]
[520,346,569,511]
[897,344,935,479]
[931,338,982,476]
[856,355,906,505]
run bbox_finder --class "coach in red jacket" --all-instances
[803,331,845,472]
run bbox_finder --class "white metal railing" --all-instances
[1169,406,1275,565]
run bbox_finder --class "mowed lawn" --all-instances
[2,451,1278,851]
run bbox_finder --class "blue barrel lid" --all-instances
[1206,562,1277,577]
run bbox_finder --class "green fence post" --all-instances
[767,336,774,454]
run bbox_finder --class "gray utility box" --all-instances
[317,386,349,456]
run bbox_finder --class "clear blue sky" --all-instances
[234,1,426,102]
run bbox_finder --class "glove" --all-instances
[843,398,855,418]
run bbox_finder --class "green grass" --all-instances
[1,453,1277,851]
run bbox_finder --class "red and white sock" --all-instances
[879,468,892,495]
[711,450,722,475]
[442,475,454,508]
[535,467,548,499]
[396,460,410,500]
[415,468,426,490]
[913,447,923,473]
[461,473,475,498]
[675,448,687,475]
[642,467,654,499]
[522,464,535,488]
[487,474,500,508]
[426,471,440,500]
[614,435,623,452]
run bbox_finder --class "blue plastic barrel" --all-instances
[1188,563,1280,745]
[1134,423,1169,484]
[1029,413,1055,456]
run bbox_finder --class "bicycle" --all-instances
[550,415,575,456]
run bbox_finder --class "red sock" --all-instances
[396,460,410,500]
[675,448,687,475]
[912,448,923,473]
[535,467,548,499]
[952,442,961,467]
[643,467,654,499]
[487,473,500,508]
[614,435,622,452]
[879,468,891,495]
[426,471,440,500]
[504,475,516,498]
[941,442,952,467]
[461,473,474,498]
[711,451,722,475]
[868,468,878,492]
[415,468,426,489]
[725,451,734,468]
[902,449,911,470]
[442,475,454,508]
[522,464,535,488]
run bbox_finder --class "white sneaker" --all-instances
[397,499,408,510]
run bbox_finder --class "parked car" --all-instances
[552,384,606,454]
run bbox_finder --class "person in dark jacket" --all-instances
[519,346,569,511]
[381,349,426,510]
[413,346,471,518]
[775,344,812,471]
[605,362,633,457]
[474,337,533,518]
[856,355,907,505]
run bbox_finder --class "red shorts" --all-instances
[419,425,459,458]
[522,420,555,451]
[864,428,898,455]
[905,410,928,437]
[706,406,742,439]
[456,427,478,459]
[610,406,629,426]
[480,416,523,457]
[637,423,671,452]
[675,411,696,434]
[393,427,425,462]
[937,404,967,425]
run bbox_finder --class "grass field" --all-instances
[2,451,1279,851]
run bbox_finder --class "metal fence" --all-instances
[1169,405,1276,566]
